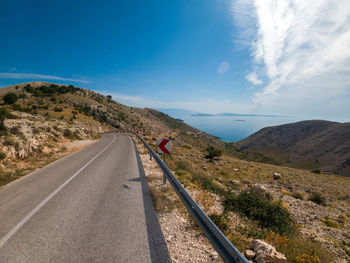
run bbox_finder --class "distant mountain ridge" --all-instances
[238,120,350,176]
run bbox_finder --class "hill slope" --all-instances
[238,120,350,176]
[1,82,350,261]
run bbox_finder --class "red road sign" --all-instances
[157,138,171,154]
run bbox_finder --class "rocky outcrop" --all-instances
[252,240,287,263]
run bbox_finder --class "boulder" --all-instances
[273,172,282,180]
[253,240,287,263]
[230,179,240,185]
[242,178,251,185]
[244,249,256,260]
[234,168,240,172]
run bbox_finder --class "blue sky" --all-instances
[0,0,349,121]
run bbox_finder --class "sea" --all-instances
[182,115,301,142]
[158,109,301,142]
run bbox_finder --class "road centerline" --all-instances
[0,134,116,248]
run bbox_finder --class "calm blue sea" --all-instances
[157,109,302,142]
[181,115,300,142]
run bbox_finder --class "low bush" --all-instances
[175,160,192,173]
[0,151,6,160]
[3,92,18,104]
[205,146,222,160]
[265,231,334,263]
[292,192,304,200]
[309,192,326,206]
[321,217,339,228]
[54,107,63,112]
[3,138,16,146]
[9,125,23,136]
[209,213,229,232]
[198,175,225,195]
[224,188,296,236]
[0,107,8,134]
[63,129,72,138]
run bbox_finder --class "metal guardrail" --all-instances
[134,133,251,263]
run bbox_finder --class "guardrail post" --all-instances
[150,153,152,161]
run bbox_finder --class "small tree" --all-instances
[0,107,8,133]
[3,92,18,104]
[205,146,222,160]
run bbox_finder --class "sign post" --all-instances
[157,138,171,184]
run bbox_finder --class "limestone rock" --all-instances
[242,178,251,185]
[230,179,240,185]
[253,239,287,263]
[244,249,256,260]
[273,172,282,180]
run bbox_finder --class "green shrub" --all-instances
[175,160,192,173]
[0,107,8,133]
[3,138,16,146]
[32,127,40,134]
[311,169,321,174]
[0,151,6,160]
[292,192,304,200]
[205,146,222,160]
[63,129,72,138]
[54,107,63,112]
[309,192,326,206]
[199,175,225,195]
[321,217,339,228]
[3,92,18,104]
[209,213,229,232]
[9,125,23,136]
[224,188,296,236]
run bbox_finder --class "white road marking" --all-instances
[0,134,116,248]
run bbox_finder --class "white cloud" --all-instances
[246,72,262,85]
[0,73,91,84]
[231,0,350,119]
[103,92,253,114]
[217,61,230,74]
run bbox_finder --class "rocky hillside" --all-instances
[238,120,350,176]
[1,82,350,262]
[0,81,228,185]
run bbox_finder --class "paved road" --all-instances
[0,133,170,262]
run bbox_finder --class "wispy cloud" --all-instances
[246,72,262,85]
[0,73,91,84]
[102,92,253,114]
[217,61,230,74]
[231,0,350,119]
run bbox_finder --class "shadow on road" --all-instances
[133,142,172,263]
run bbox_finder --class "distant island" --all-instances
[191,112,288,117]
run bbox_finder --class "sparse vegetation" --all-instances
[309,192,326,206]
[265,231,334,263]
[311,169,321,174]
[0,151,6,160]
[0,107,8,134]
[209,213,229,232]
[3,92,18,104]
[205,146,222,160]
[321,217,339,228]
[292,192,304,200]
[224,187,296,236]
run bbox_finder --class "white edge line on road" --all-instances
[0,134,116,248]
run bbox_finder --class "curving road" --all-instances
[0,133,170,262]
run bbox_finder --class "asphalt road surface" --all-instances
[0,133,170,262]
